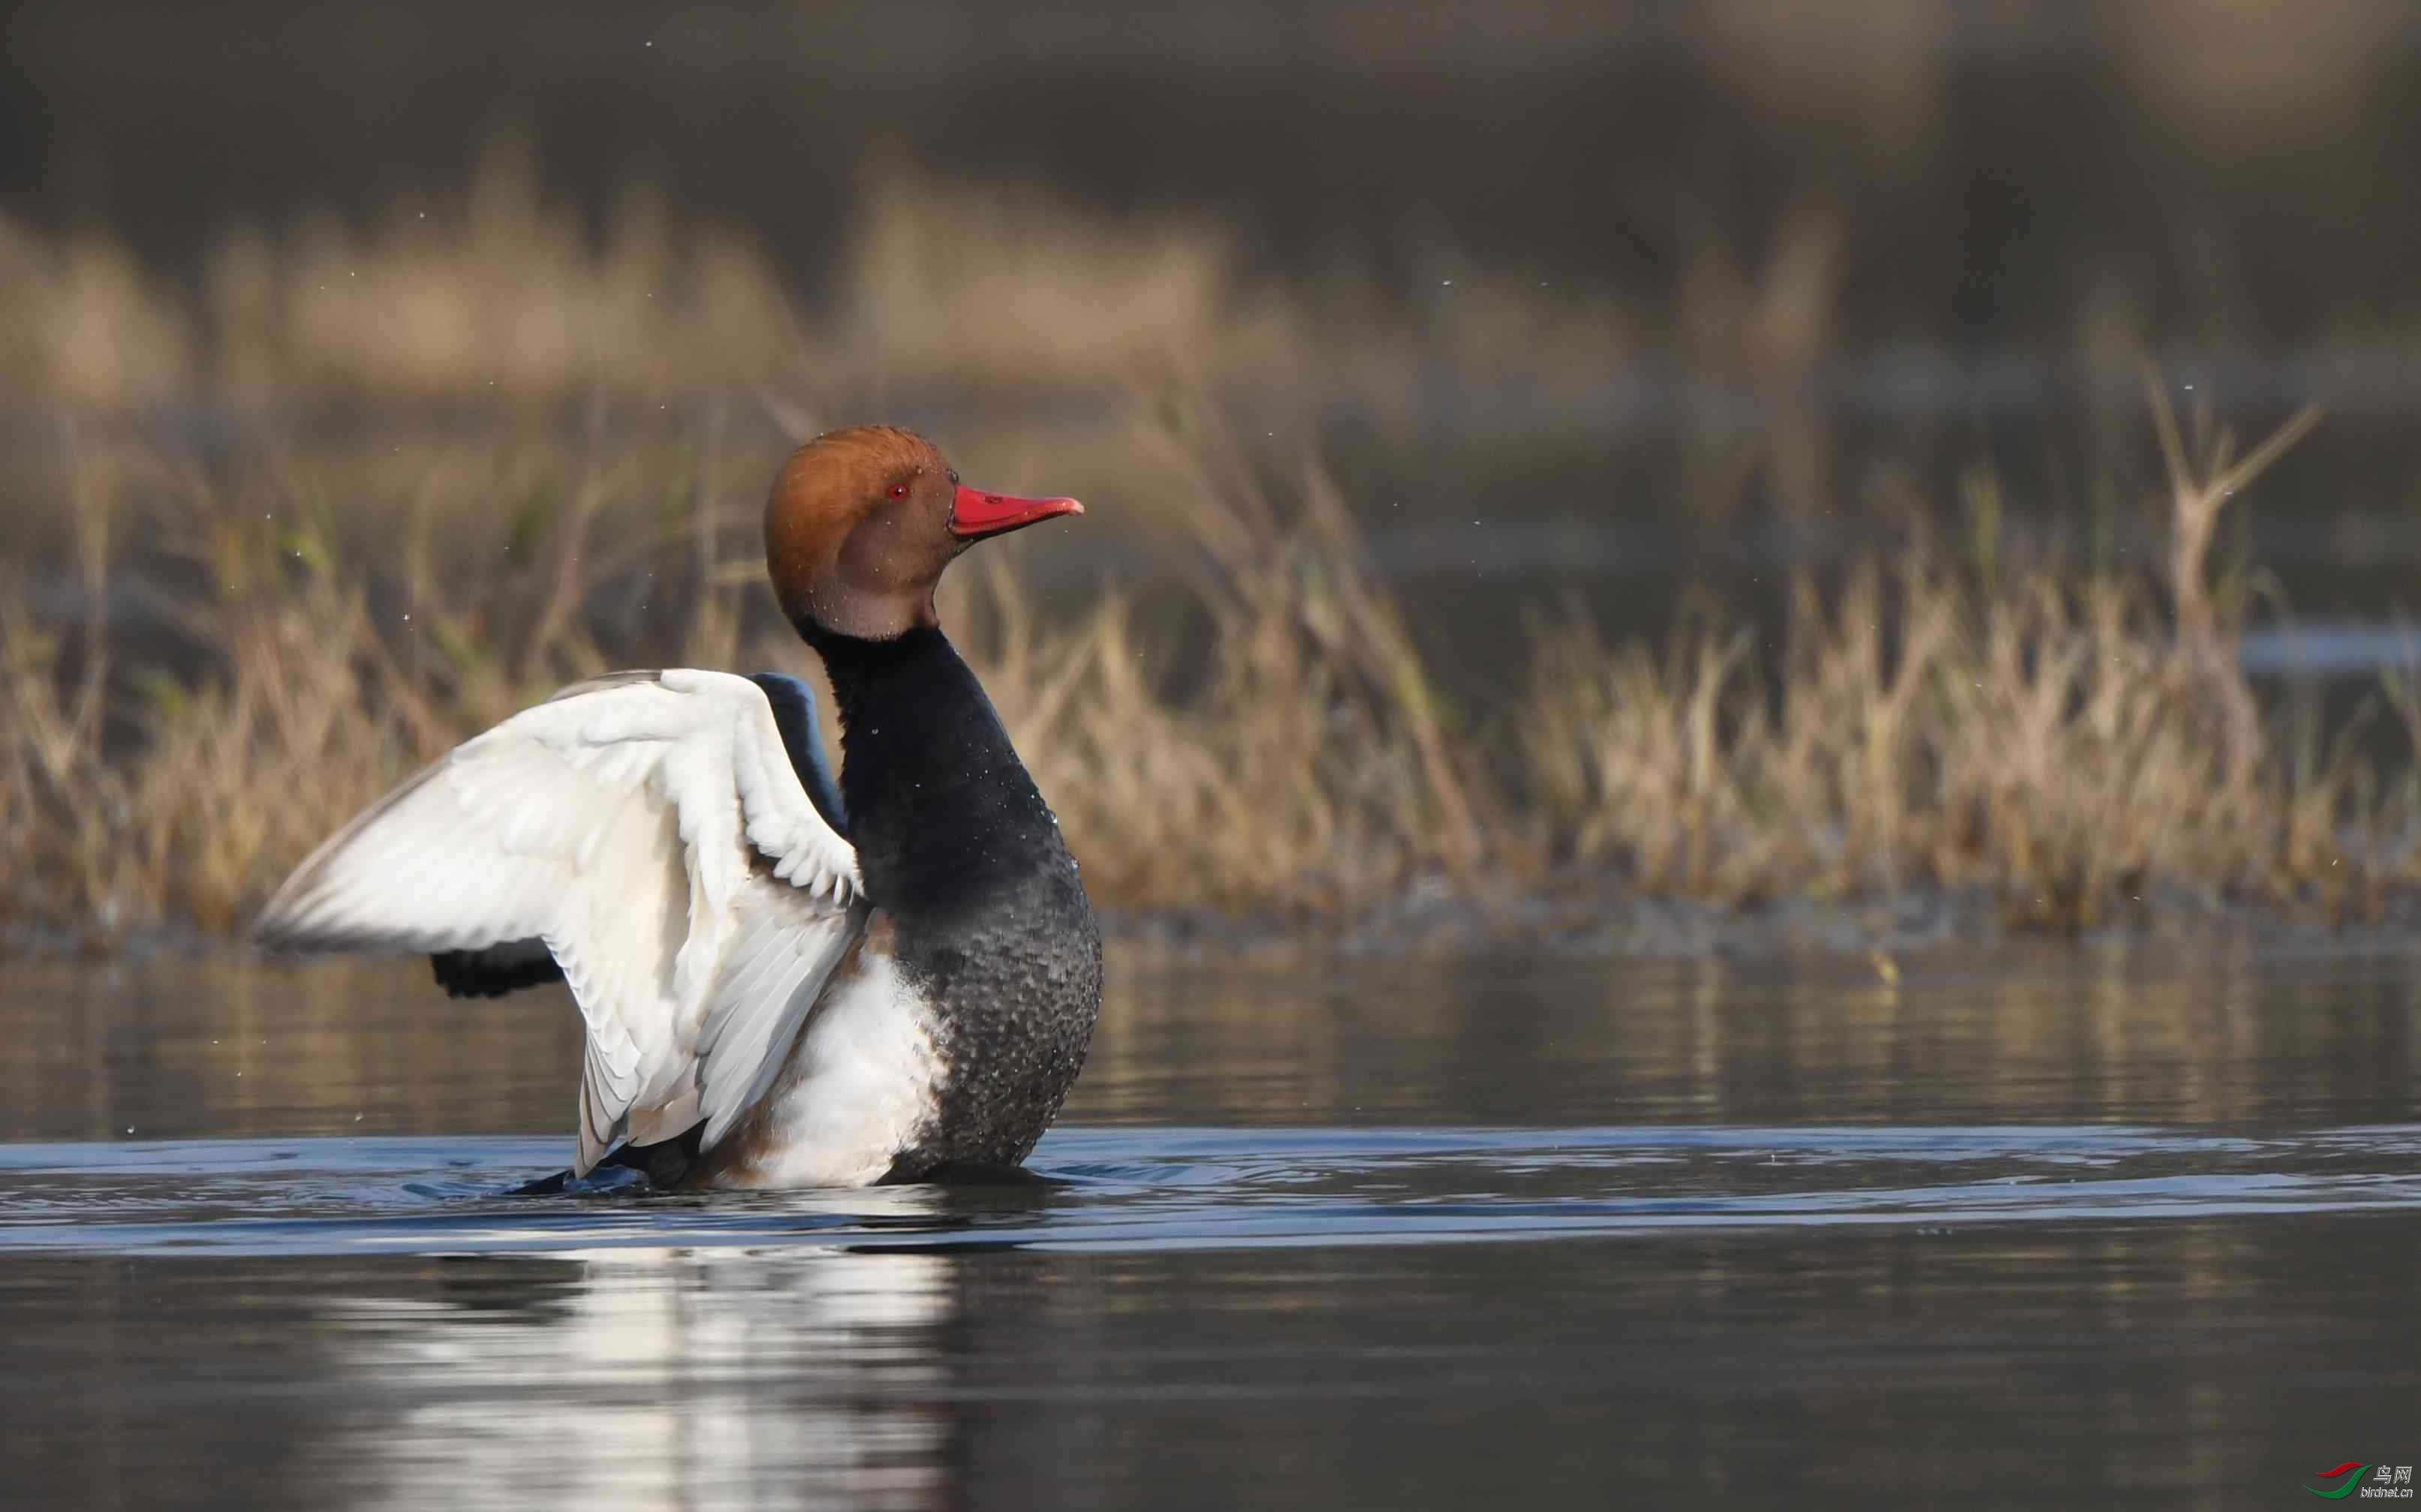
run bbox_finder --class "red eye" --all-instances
[888,483,907,500]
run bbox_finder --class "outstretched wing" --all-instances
[253,668,864,1175]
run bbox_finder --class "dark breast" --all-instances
[888,854,1103,1175]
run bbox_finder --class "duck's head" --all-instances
[763,425,1083,641]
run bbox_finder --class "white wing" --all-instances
[254,669,865,1175]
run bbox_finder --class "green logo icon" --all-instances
[2308,1464,2371,1499]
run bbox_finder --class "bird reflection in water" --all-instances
[320,1181,1070,1510]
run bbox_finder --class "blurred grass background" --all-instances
[5,2,2421,945]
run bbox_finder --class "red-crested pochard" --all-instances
[253,426,1102,1189]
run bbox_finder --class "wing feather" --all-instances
[693,884,863,1147]
[254,669,863,1176]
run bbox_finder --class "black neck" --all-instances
[806,622,1069,920]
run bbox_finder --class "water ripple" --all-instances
[0,1124,2414,1258]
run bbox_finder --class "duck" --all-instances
[252,425,1103,1190]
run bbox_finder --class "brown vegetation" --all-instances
[0,172,2407,947]
[1520,387,2363,931]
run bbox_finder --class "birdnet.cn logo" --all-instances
[2306,1464,2414,1500]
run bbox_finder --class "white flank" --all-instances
[729,952,945,1190]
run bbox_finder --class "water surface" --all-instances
[1,942,2414,1507]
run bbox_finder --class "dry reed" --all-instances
[1518,377,2375,931]
[2,169,2409,947]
